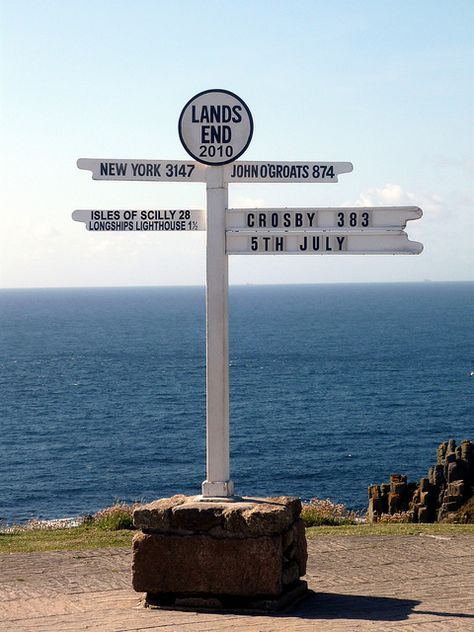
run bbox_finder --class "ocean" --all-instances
[0,283,472,524]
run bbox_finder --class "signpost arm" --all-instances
[202,166,234,498]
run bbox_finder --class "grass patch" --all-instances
[0,501,139,553]
[306,522,474,538]
[85,502,136,531]
[0,525,135,554]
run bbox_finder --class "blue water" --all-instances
[0,283,472,524]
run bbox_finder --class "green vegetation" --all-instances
[0,525,135,553]
[2,497,473,554]
[84,502,136,531]
[306,523,474,538]
[0,501,137,554]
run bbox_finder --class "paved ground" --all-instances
[1,534,473,631]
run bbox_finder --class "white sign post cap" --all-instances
[179,89,253,166]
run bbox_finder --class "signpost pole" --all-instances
[202,166,234,498]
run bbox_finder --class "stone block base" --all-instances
[132,495,308,611]
[144,580,310,613]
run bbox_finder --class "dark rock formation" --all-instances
[368,439,473,523]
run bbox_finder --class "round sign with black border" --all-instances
[178,89,253,166]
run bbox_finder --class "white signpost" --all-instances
[75,90,423,499]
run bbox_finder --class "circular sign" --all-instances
[178,89,253,166]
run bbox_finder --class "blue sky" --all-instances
[1,0,473,287]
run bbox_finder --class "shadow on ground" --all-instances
[293,592,419,621]
[289,592,474,622]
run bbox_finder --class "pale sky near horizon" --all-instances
[1,0,473,288]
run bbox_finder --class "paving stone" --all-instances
[1,534,473,631]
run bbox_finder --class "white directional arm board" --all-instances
[225,207,423,255]
[77,159,208,182]
[72,209,206,231]
[75,159,422,253]
[226,207,422,230]
[77,159,353,184]
[224,161,353,182]
[226,231,422,254]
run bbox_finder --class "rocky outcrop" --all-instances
[368,439,473,523]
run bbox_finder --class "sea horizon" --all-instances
[1,282,472,524]
[1,279,473,292]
